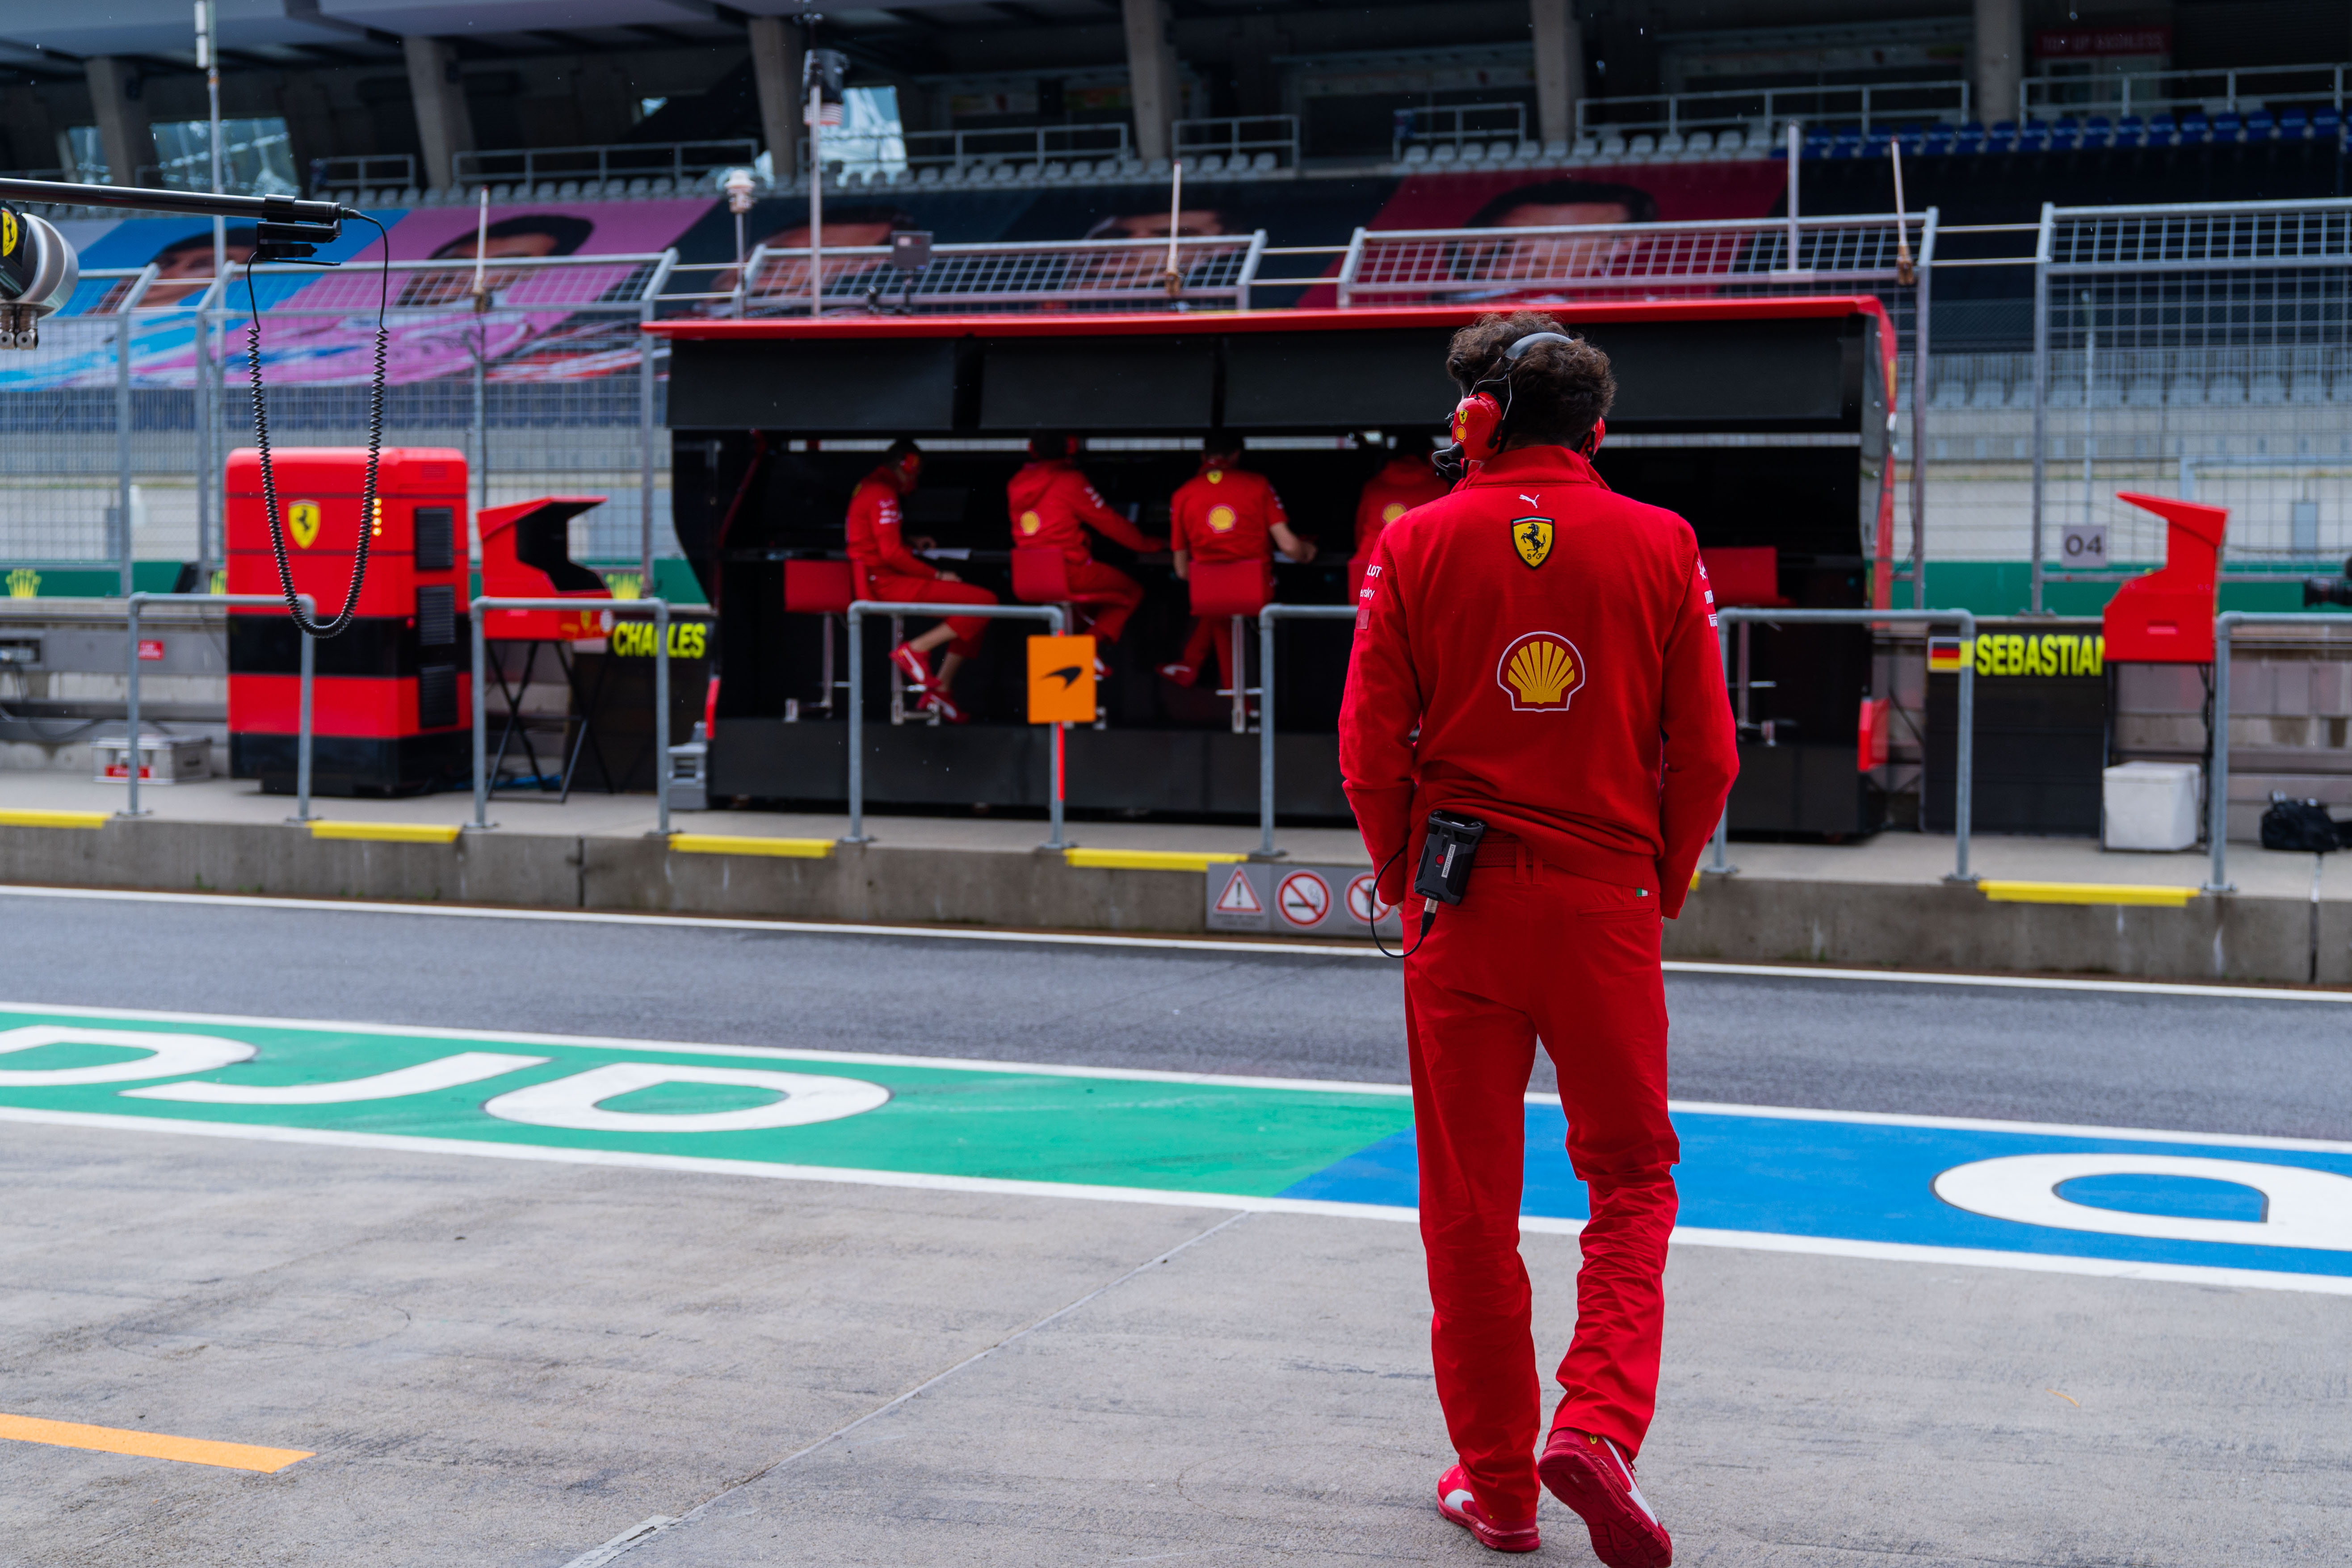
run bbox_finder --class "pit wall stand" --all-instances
[1707,607,1979,884]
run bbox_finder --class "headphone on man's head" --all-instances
[1441,330,1604,471]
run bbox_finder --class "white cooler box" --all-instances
[93,733,212,786]
[2103,761,2201,851]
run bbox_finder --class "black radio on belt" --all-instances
[1413,811,1487,907]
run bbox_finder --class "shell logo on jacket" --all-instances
[1206,504,1238,533]
[1018,509,1042,535]
[1497,630,1585,711]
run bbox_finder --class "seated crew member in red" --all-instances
[1353,442,1453,559]
[1005,432,1165,677]
[1160,434,1316,689]
[1340,312,1737,1563]
[849,439,998,723]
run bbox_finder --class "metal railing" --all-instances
[842,601,1068,848]
[1256,604,1358,858]
[2024,61,2350,119]
[471,597,671,836]
[1393,103,1528,160]
[311,153,418,195]
[887,124,1132,180]
[1578,79,1970,137]
[124,593,313,822]
[454,141,756,193]
[1706,609,1978,884]
[735,232,1270,315]
[2203,610,2352,893]
[1173,116,1299,172]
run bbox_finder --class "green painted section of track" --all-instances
[0,1008,1412,1197]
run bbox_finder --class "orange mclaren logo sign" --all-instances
[1496,630,1585,712]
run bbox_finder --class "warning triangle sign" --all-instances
[1214,867,1263,913]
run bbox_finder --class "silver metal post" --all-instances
[1953,610,1976,883]
[115,312,133,600]
[123,594,145,818]
[845,604,866,843]
[1047,719,1067,852]
[2029,202,2054,614]
[654,598,672,836]
[472,328,487,520]
[2209,612,2235,893]
[1784,122,1801,267]
[471,597,490,829]
[807,84,825,317]
[1910,209,1935,610]
[1709,611,1734,874]
[1253,603,1356,860]
[1230,615,1248,734]
[294,604,315,822]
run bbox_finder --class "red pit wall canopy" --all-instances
[650,298,1899,607]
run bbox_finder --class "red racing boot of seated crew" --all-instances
[889,641,932,688]
[919,689,969,724]
[1537,1428,1672,1568]
[1435,1465,1540,1554]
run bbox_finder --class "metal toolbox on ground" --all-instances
[93,733,212,785]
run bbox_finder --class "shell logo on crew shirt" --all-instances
[1207,504,1238,533]
[1018,509,1042,535]
[1382,501,1408,524]
[1512,515,1554,569]
[1496,630,1586,712]
[286,501,323,549]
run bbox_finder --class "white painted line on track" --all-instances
[3,882,2349,1003]
[5,1104,2345,1297]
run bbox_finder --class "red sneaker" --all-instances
[889,641,932,688]
[919,689,969,724]
[1158,661,1197,686]
[1435,1465,1539,1554]
[1537,1429,1672,1568]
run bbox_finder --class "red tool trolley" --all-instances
[225,447,471,795]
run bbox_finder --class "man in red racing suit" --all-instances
[1162,434,1316,691]
[848,439,998,722]
[1006,432,1165,671]
[1353,444,1453,560]
[1339,313,1737,1565]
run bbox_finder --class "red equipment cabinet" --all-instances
[225,446,472,795]
[478,496,612,641]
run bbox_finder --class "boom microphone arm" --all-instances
[0,177,349,348]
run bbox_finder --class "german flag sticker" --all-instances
[1927,636,1967,673]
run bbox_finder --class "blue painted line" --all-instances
[1281,1103,2352,1280]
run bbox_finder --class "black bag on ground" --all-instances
[2259,793,2342,852]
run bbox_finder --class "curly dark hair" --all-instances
[1445,310,1615,451]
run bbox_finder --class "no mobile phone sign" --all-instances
[1204,863,1402,938]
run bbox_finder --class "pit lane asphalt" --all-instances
[5,888,2347,1141]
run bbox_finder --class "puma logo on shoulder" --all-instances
[1520,493,1540,506]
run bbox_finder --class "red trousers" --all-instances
[1061,558,1145,644]
[1179,616,1241,689]
[1403,842,1678,1525]
[873,572,998,659]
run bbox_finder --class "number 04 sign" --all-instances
[2061,523,2108,565]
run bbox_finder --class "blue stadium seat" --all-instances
[2315,108,2344,141]
[1986,120,2019,152]
[2281,109,2311,140]
[2115,115,2146,146]
[2247,111,2276,140]
[2180,114,2212,143]
[1953,120,1985,154]
[2213,112,2245,143]
[2039,119,2070,151]
[1830,126,1863,158]
[2083,116,2113,147]
[1924,123,1956,156]
[2146,113,2179,145]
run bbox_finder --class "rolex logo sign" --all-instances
[286,501,323,549]
[1496,631,1585,712]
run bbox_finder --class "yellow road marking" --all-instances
[1064,848,1248,872]
[1979,880,2200,908]
[669,833,833,858]
[0,1412,312,1473]
[309,821,463,845]
[0,810,109,830]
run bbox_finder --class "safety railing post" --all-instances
[471,601,490,830]
[1708,610,1733,874]
[468,596,670,835]
[654,597,672,837]
[123,594,145,819]
[294,622,315,823]
[2209,611,2235,893]
[2028,201,2054,615]
[1714,607,1977,885]
[841,600,1070,849]
[1254,603,1357,860]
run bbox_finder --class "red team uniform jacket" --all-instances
[844,468,935,594]
[1353,452,1453,558]
[1006,459,1158,561]
[1340,446,1738,916]
[1169,462,1287,563]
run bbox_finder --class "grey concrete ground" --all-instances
[0,891,2347,1565]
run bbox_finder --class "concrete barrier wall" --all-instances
[0,820,2342,986]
